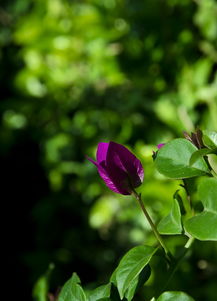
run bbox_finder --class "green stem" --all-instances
[182,179,194,217]
[184,236,194,249]
[132,190,172,261]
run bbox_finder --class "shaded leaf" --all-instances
[111,245,157,299]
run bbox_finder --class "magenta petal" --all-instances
[87,155,130,194]
[97,164,130,195]
[96,142,109,164]
[87,141,144,195]
[157,143,165,149]
[106,142,144,188]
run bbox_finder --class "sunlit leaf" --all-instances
[202,130,217,150]
[157,198,182,235]
[111,245,157,299]
[32,276,48,301]
[156,291,195,301]
[87,283,111,301]
[189,148,215,166]
[124,265,151,301]
[155,139,209,179]
[185,178,217,241]
[58,273,87,301]
[32,263,54,301]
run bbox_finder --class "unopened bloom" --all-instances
[87,142,144,195]
[157,143,165,149]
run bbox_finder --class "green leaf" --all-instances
[199,177,217,211]
[109,283,122,301]
[87,283,111,301]
[157,198,182,235]
[124,265,151,301]
[155,138,209,179]
[156,291,195,301]
[202,130,217,149]
[32,263,54,301]
[111,245,157,299]
[32,276,48,301]
[185,178,217,241]
[189,148,214,166]
[58,273,87,301]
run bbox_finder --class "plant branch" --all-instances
[132,190,172,262]
[182,179,192,211]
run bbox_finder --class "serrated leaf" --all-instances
[87,283,111,301]
[202,130,217,149]
[155,138,209,179]
[185,178,217,241]
[58,273,87,301]
[111,245,157,299]
[156,291,195,301]
[157,198,182,235]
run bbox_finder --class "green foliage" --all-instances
[157,198,182,235]
[111,245,156,299]
[156,291,195,301]
[155,139,209,179]
[58,273,87,301]
[189,148,215,166]
[32,276,48,301]
[202,131,217,150]
[185,178,217,240]
[32,263,54,301]
[86,283,111,301]
[124,265,151,301]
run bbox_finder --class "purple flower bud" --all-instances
[87,142,144,195]
[157,143,165,149]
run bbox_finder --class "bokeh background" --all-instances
[1,0,217,300]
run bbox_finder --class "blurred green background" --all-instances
[1,0,217,300]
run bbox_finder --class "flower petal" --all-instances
[97,164,130,195]
[106,142,144,188]
[157,143,165,149]
[87,141,144,195]
[96,142,109,164]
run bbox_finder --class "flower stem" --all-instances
[181,179,194,217]
[132,190,172,261]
